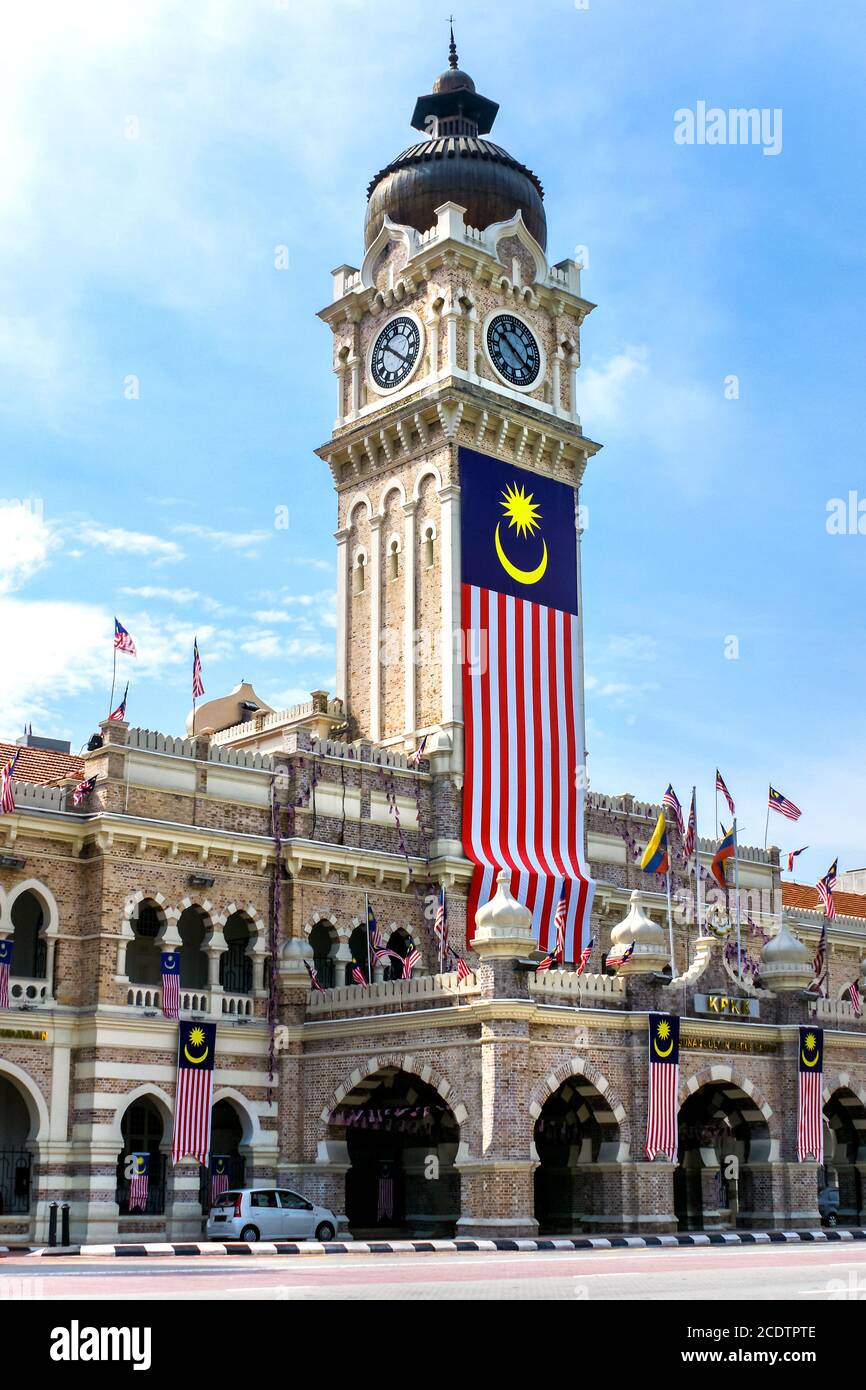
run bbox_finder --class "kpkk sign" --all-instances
[694,992,759,1019]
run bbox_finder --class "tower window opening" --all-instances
[389,540,400,580]
[353,553,366,594]
[423,528,435,569]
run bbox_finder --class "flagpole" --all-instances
[108,641,117,719]
[666,862,675,977]
[692,784,702,936]
[763,790,770,851]
[365,892,372,984]
[732,815,742,978]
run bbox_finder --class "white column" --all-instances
[334,526,350,708]
[334,363,346,427]
[443,299,460,374]
[348,354,361,419]
[569,352,580,424]
[402,499,418,737]
[427,312,441,382]
[369,515,384,743]
[438,482,462,736]
[551,347,562,417]
[466,311,477,381]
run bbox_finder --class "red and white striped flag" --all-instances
[210,1156,230,1207]
[848,981,862,1018]
[0,938,12,1008]
[553,893,567,963]
[645,1013,680,1161]
[161,951,180,1020]
[434,886,450,964]
[768,785,802,821]
[715,769,735,817]
[797,1027,824,1162]
[402,941,421,978]
[662,785,685,837]
[456,954,472,982]
[576,935,596,976]
[114,618,137,657]
[192,638,205,700]
[683,789,696,860]
[460,449,595,965]
[816,859,838,921]
[0,751,20,815]
[171,1021,216,1165]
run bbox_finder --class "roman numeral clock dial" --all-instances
[486,312,542,388]
[370,314,423,390]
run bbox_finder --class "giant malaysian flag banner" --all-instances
[460,447,595,961]
[172,1020,217,1166]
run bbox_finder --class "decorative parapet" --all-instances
[306,970,479,1016]
[128,728,196,757]
[810,996,863,1027]
[8,782,68,813]
[528,969,626,1006]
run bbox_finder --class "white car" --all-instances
[206,1187,338,1243]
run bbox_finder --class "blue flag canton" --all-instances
[178,1020,217,1072]
[0,939,12,967]
[160,951,181,976]
[649,1012,680,1065]
[459,447,579,614]
[132,1152,150,1176]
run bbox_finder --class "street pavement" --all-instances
[4,1241,866,1300]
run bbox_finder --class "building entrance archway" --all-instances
[533,1076,621,1233]
[328,1067,460,1237]
[823,1088,866,1224]
[675,1081,772,1231]
[0,1075,33,1215]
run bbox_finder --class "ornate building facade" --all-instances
[2,45,866,1246]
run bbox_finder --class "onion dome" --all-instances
[608,890,670,975]
[759,923,814,992]
[473,869,534,954]
[364,32,546,251]
[184,680,273,737]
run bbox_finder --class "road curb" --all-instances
[12,1227,866,1258]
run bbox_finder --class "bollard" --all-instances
[48,1202,57,1247]
[61,1203,70,1247]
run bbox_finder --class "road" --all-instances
[3,1242,866,1300]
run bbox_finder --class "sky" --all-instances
[1,0,864,883]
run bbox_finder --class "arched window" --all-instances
[384,928,411,982]
[309,921,337,989]
[178,906,208,990]
[10,892,46,979]
[200,1099,246,1211]
[348,925,369,982]
[422,525,435,569]
[0,1075,33,1214]
[126,901,163,985]
[389,538,400,580]
[116,1097,166,1216]
[353,552,367,595]
[220,913,252,995]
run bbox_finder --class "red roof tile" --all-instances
[0,741,84,786]
[783,880,866,920]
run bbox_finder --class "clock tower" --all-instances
[316,34,600,777]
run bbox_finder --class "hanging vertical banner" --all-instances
[797,1026,824,1162]
[645,1012,680,1161]
[128,1153,150,1212]
[172,1020,217,1165]
[459,446,595,961]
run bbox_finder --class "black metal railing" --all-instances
[0,1149,32,1214]
[115,1153,168,1216]
[199,1155,246,1212]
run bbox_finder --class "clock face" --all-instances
[486,313,541,388]
[370,315,422,390]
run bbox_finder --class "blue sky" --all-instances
[1,0,864,882]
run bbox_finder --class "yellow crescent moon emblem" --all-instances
[494,522,548,585]
[801,1048,819,1067]
[184,1043,209,1065]
[653,1036,674,1059]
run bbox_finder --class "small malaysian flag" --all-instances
[408,735,428,768]
[797,1027,824,1162]
[367,900,385,959]
[434,886,450,961]
[816,859,838,920]
[402,940,421,979]
[210,1155,230,1207]
[72,776,96,808]
[305,959,326,994]
[109,682,129,722]
[377,1170,394,1223]
[576,935,596,976]
[192,638,205,700]
[787,846,808,873]
[553,893,567,963]
[811,919,828,997]
[646,1013,680,1161]
[456,954,472,982]
[171,1021,217,1165]
[128,1153,149,1212]
[351,959,368,987]
[768,785,802,821]
[535,951,556,974]
[114,618,137,657]
[161,951,180,1019]
[607,940,635,969]
[683,789,696,860]
[662,785,685,837]
[715,769,735,817]
[0,750,20,815]
[0,938,12,1009]
[848,981,862,1018]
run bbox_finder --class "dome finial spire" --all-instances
[448,17,459,70]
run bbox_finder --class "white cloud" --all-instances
[0,597,111,738]
[0,502,57,593]
[77,524,182,564]
[580,348,649,427]
[174,524,273,555]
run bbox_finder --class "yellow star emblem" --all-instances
[500,482,542,538]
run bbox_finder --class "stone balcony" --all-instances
[529,968,627,1007]
[123,985,260,1018]
[306,969,480,1016]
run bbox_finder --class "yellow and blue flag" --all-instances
[711,825,736,889]
[641,811,669,875]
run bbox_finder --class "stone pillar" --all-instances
[437,482,462,754]
[402,498,417,736]
[456,871,539,1238]
[369,515,384,743]
[334,526,350,709]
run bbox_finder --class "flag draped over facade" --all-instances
[0,938,12,1009]
[128,1152,149,1212]
[351,960,368,987]
[459,446,595,964]
[161,951,180,1020]
[645,1013,680,1161]
[797,1026,824,1162]
[171,1021,217,1165]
